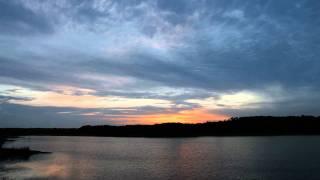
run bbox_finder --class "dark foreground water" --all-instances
[1,136,320,180]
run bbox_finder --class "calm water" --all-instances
[2,136,320,180]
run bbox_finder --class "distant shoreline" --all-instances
[2,116,320,137]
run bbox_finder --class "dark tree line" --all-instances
[1,116,320,137]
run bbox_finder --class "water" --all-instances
[1,136,320,180]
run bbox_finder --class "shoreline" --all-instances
[0,137,49,161]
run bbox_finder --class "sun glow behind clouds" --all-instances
[187,91,265,109]
[115,109,229,124]
[1,84,274,124]
[1,84,269,124]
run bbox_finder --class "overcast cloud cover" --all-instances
[1,0,320,127]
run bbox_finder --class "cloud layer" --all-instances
[1,0,320,127]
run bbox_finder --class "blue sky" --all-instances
[1,0,320,127]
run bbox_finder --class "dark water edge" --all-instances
[0,136,50,179]
[0,137,49,161]
[0,137,46,179]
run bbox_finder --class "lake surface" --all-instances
[2,136,320,180]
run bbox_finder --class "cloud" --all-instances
[2,0,319,91]
[186,91,266,110]
[0,102,102,128]
[1,0,320,126]
[0,95,32,104]
[223,9,245,21]
[0,0,53,35]
[4,86,174,109]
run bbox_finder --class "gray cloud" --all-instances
[0,95,32,104]
[0,0,53,35]
[0,102,198,127]
[3,0,318,90]
[0,103,100,128]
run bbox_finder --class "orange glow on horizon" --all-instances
[118,109,229,124]
[4,85,231,125]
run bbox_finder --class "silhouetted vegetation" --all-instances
[1,116,320,137]
[0,137,48,161]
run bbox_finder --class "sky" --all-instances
[0,0,320,127]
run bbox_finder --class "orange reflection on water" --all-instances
[122,109,229,124]
[5,154,69,179]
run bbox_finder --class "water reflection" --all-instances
[2,136,320,180]
[2,153,68,179]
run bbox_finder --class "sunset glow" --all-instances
[115,109,229,124]
[5,86,172,109]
